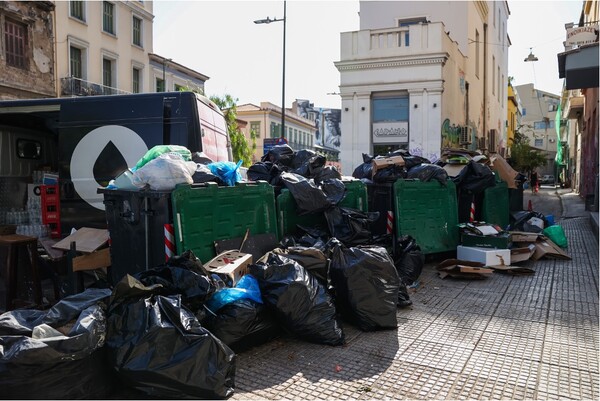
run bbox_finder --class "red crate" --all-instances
[41,185,61,238]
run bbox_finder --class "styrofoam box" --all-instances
[457,245,511,266]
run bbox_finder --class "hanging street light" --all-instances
[524,48,539,62]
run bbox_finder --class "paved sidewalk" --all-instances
[232,194,599,400]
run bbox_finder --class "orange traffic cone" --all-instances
[528,199,533,211]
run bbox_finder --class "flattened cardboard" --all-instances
[371,156,405,176]
[489,265,535,275]
[532,237,571,260]
[72,248,111,272]
[436,258,490,279]
[510,244,536,263]
[490,154,519,189]
[461,232,512,249]
[52,227,109,253]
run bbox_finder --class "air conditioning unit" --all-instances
[488,129,497,153]
[459,126,471,145]
[478,136,487,150]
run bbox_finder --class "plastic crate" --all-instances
[171,182,278,263]
[393,179,459,255]
[276,179,368,238]
[40,185,61,238]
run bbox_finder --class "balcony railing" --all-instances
[60,77,130,97]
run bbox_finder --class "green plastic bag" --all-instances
[542,224,568,249]
[134,145,192,170]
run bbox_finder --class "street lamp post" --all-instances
[254,1,286,140]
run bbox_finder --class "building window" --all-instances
[174,84,184,91]
[132,16,142,46]
[497,66,501,102]
[132,68,140,93]
[250,121,261,137]
[156,78,165,92]
[534,138,543,147]
[492,57,495,96]
[70,46,82,78]
[398,17,426,47]
[103,58,113,88]
[70,1,85,21]
[373,97,409,122]
[522,108,526,116]
[103,2,115,35]
[534,120,555,130]
[4,19,27,69]
[475,30,480,78]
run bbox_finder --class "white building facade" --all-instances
[335,1,509,175]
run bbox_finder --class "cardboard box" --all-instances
[205,251,252,285]
[461,232,512,249]
[436,258,491,279]
[490,154,519,189]
[371,156,405,176]
[509,231,540,243]
[510,244,536,263]
[457,245,511,267]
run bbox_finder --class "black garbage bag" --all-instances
[192,164,223,184]
[394,235,424,286]
[261,144,295,166]
[373,165,407,183]
[0,288,114,399]
[107,276,236,399]
[321,178,346,205]
[406,163,448,185]
[280,172,334,215]
[192,151,215,165]
[397,279,412,307]
[325,206,380,246]
[507,210,548,232]
[311,165,342,184]
[327,240,399,331]
[291,149,318,169]
[248,161,274,182]
[249,253,345,346]
[452,160,496,194]
[134,264,216,313]
[272,246,329,285]
[401,154,431,170]
[352,153,375,179]
[204,299,281,353]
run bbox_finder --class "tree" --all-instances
[210,94,256,167]
[509,125,547,174]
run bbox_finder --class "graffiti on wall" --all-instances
[409,146,439,163]
[441,118,461,149]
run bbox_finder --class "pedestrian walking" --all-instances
[530,170,539,194]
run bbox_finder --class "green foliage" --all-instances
[210,94,254,167]
[509,126,547,173]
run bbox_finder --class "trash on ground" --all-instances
[436,259,492,279]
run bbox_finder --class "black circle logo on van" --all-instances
[70,125,148,210]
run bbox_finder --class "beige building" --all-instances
[335,1,509,174]
[53,0,154,96]
[0,1,56,100]
[237,102,316,163]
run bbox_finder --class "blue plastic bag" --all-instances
[208,160,243,186]
[206,274,263,312]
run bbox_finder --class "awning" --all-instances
[557,43,599,90]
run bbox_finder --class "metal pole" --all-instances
[281,0,286,139]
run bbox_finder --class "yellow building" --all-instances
[506,81,522,159]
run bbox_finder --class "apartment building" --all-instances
[0,1,56,100]
[506,80,522,159]
[335,1,509,175]
[237,102,316,163]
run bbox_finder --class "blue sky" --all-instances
[153,0,583,109]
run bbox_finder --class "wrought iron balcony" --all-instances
[60,76,130,97]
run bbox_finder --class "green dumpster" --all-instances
[481,180,510,228]
[171,181,278,262]
[393,180,459,255]
[277,179,368,238]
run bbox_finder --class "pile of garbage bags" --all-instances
[109,145,244,191]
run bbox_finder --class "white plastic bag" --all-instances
[132,152,196,190]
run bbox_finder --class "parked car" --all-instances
[540,174,555,185]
